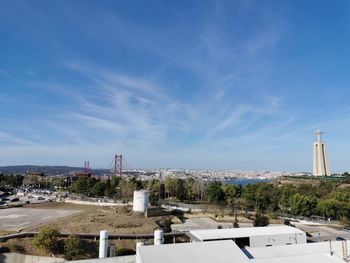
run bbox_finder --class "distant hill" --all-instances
[0,165,111,176]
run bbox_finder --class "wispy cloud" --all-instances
[5,1,349,170]
[0,131,36,145]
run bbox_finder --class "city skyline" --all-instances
[1,1,350,172]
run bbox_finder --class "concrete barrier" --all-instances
[64,199,132,207]
[0,253,64,263]
[68,255,135,263]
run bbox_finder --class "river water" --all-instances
[223,178,271,185]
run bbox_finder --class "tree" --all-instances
[119,178,141,199]
[186,178,196,202]
[159,183,165,199]
[253,212,269,227]
[91,181,105,197]
[251,183,278,213]
[235,197,249,212]
[289,193,316,217]
[175,179,187,202]
[164,177,177,198]
[64,235,82,260]
[104,178,114,198]
[233,213,239,228]
[32,227,59,253]
[148,179,161,206]
[298,184,316,197]
[317,199,348,220]
[223,184,240,209]
[280,185,297,211]
[206,182,225,203]
[1,174,24,187]
[242,184,258,210]
[71,177,90,195]
[111,176,121,188]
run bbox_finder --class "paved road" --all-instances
[0,208,83,231]
[295,222,350,241]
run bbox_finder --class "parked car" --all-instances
[336,237,345,241]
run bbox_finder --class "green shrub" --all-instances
[64,235,82,260]
[253,213,269,227]
[32,227,59,253]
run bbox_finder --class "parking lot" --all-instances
[295,222,350,241]
[0,207,83,231]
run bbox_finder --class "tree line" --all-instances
[0,174,24,190]
[2,172,350,223]
[68,176,350,223]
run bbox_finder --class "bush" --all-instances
[10,244,25,253]
[64,235,82,260]
[32,227,59,253]
[284,219,291,225]
[160,217,172,233]
[253,213,269,227]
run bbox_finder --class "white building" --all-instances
[313,129,330,176]
[65,225,349,263]
[187,225,306,248]
[136,240,249,263]
[136,239,348,263]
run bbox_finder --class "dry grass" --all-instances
[0,230,12,236]
[338,184,350,189]
[23,202,164,234]
[184,211,253,224]
[0,202,172,258]
[276,178,321,186]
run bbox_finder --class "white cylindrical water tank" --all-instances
[99,230,108,258]
[133,190,149,213]
[154,229,164,245]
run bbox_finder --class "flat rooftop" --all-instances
[138,240,248,263]
[189,225,305,241]
[247,240,348,260]
[137,239,347,263]
[252,253,344,263]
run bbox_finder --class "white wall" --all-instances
[0,253,64,263]
[68,255,136,263]
[250,233,306,248]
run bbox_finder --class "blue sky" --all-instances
[1,1,350,172]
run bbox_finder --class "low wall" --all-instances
[68,255,135,263]
[64,199,132,207]
[0,253,64,263]
[145,207,169,217]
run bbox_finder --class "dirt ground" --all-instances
[0,202,173,259]
[24,202,162,234]
[275,177,321,186]
[0,202,282,258]
[184,211,283,225]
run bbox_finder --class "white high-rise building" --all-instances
[313,129,330,176]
